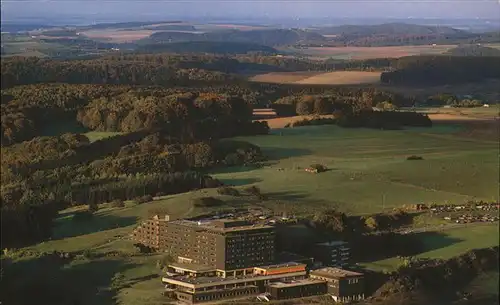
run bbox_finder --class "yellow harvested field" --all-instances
[255,115,335,129]
[287,44,457,60]
[81,30,155,42]
[249,71,321,84]
[250,71,381,85]
[295,71,381,85]
[428,114,498,121]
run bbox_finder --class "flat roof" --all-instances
[255,262,305,270]
[268,279,326,288]
[310,267,363,279]
[163,270,307,286]
[169,219,274,233]
[169,262,215,273]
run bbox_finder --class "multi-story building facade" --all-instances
[133,217,276,276]
[310,241,350,267]
[132,214,170,249]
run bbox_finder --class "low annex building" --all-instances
[265,279,328,300]
[310,267,365,303]
[162,262,309,304]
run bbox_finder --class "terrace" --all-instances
[268,279,326,288]
[310,267,363,279]
[162,270,307,288]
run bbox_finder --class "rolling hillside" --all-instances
[142,29,326,46]
[445,44,500,56]
[135,41,278,54]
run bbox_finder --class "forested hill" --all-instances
[445,45,500,57]
[0,56,240,89]
[142,29,327,46]
[316,23,467,36]
[310,23,498,46]
[135,41,279,55]
[381,56,500,85]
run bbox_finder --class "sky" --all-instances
[1,0,500,22]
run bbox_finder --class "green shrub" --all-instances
[72,210,93,222]
[134,195,153,204]
[88,202,98,213]
[310,164,328,173]
[243,185,268,200]
[192,197,224,207]
[407,155,424,160]
[217,186,240,196]
[111,199,125,208]
[291,117,336,128]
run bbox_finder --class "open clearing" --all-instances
[81,29,156,42]
[249,71,321,84]
[249,71,381,85]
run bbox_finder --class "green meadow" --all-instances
[14,123,499,305]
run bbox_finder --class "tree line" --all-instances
[381,56,500,85]
[2,82,420,146]
[1,57,238,89]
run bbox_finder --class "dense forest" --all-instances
[381,56,500,85]
[135,41,279,55]
[0,109,267,248]
[140,28,327,46]
[445,44,500,57]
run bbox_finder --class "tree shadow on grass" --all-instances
[210,164,265,175]
[1,255,140,305]
[221,178,263,186]
[52,211,138,240]
[263,147,312,161]
[266,191,312,201]
[352,231,463,264]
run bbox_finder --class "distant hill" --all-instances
[445,45,500,56]
[1,23,59,33]
[312,23,484,46]
[136,41,278,55]
[316,23,467,36]
[143,29,326,46]
[81,21,184,30]
[143,24,197,31]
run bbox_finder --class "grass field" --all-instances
[210,125,499,215]
[362,224,500,272]
[249,71,381,85]
[81,29,157,42]
[16,122,499,304]
[84,131,123,142]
